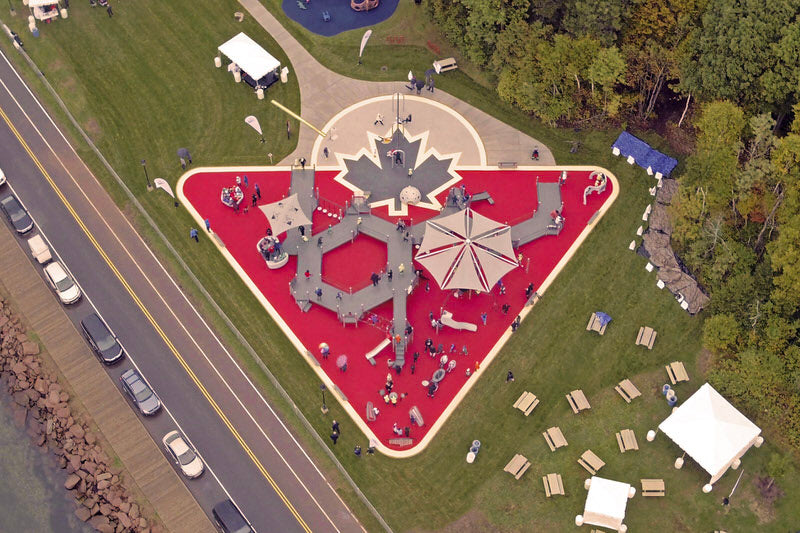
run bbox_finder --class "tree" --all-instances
[702,313,741,354]
[679,0,799,114]
[459,0,531,67]
[561,0,632,46]
[587,46,626,115]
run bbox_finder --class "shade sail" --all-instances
[583,477,631,531]
[415,208,518,292]
[259,194,312,236]
[658,383,761,484]
[218,33,281,80]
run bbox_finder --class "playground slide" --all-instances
[365,338,391,365]
[440,310,478,332]
[582,171,607,205]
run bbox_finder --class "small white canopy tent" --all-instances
[658,382,761,485]
[578,477,632,531]
[218,32,280,81]
[29,0,60,21]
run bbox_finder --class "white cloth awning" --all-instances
[658,382,761,483]
[218,33,280,80]
[29,0,58,6]
[583,477,630,531]
[258,194,312,236]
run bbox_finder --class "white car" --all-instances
[43,261,81,304]
[0,167,6,186]
[162,431,204,478]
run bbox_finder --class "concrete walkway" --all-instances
[238,0,555,167]
[0,224,213,533]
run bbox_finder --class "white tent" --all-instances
[259,194,312,236]
[580,477,631,531]
[414,208,518,292]
[218,33,280,80]
[28,0,58,6]
[658,382,761,484]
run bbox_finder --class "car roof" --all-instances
[1,194,20,207]
[212,500,250,532]
[44,261,67,278]
[81,313,110,335]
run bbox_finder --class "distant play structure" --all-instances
[351,0,379,11]
[583,170,607,205]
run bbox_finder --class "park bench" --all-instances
[433,57,458,74]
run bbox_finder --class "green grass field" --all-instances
[2,0,798,530]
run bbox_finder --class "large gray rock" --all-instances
[657,178,679,205]
[649,203,672,235]
[75,506,92,522]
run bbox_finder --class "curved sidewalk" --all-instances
[238,0,554,167]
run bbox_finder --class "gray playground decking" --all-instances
[279,154,564,368]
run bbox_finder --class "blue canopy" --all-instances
[613,131,677,177]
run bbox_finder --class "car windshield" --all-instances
[55,276,74,292]
[9,208,25,222]
[178,448,197,466]
[131,381,152,403]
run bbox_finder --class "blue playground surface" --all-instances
[282,0,400,37]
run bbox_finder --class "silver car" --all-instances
[43,261,81,305]
[162,431,204,478]
[119,368,161,416]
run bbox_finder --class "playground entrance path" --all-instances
[178,164,615,455]
[238,0,555,166]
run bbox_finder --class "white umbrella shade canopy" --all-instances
[415,208,518,292]
[259,194,313,236]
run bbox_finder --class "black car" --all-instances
[212,500,253,533]
[80,313,125,364]
[119,368,161,416]
[0,194,34,234]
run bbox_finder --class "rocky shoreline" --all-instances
[0,297,160,533]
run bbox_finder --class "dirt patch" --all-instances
[84,117,103,139]
[410,509,493,533]
[696,348,713,378]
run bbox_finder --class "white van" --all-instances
[27,234,52,264]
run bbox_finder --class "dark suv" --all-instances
[80,313,125,364]
[212,500,253,533]
[0,193,33,234]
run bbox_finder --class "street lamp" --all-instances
[8,0,15,16]
[320,384,328,414]
[141,159,152,190]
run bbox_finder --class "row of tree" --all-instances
[426,0,800,127]
[425,1,800,450]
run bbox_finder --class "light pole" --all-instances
[8,0,15,16]
[141,159,152,190]
[320,384,328,414]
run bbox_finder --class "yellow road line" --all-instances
[0,104,312,533]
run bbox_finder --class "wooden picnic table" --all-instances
[615,379,641,403]
[513,391,539,416]
[578,449,605,475]
[542,473,564,497]
[543,427,568,451]
[504,454,531,480]
[666,361,689,385]
[641,478,665,496]
[566,389,591,413]
[616,429,638,453]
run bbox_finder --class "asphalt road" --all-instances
[0,46,364,533]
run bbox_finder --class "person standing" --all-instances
[506,370,515,383]
[286,120,291,139]
[480,311,487,325]
[190,228,199,242]
[106,3,113,17]
[428,77,435,93]
[323,147,329,158]
[204,219,211,232]
[374,113,384,125]
[330,431,339,445]
[332,420,340,434]
[254,183,261,199]
[354,445,362,458]
[251,193,258,207]
[243,174,249,188]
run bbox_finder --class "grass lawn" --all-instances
[2,0,799,531]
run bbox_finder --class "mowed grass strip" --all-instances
[4,1,800,531]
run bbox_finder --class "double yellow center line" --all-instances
[0,104,311,533]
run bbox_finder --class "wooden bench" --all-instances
[513,391,539,416]
[615,379,641,403]
[586,312,607,335]
[504,454,531,480]
[543,427,567,452]
[636,326,657,349]
[577,450,605,475]
[408,405,424,427]
[666,361,689,385]
[641,478,665,497]
[542,473,564,497]
[366,401,375,421]
[433,57,458,74]
[616,429,638,453]
[388,437,413,447]
[497,161,518,169]
[566,390,591,414]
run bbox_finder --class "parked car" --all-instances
[27,234,52,264]
[80,313,125,364]
[43,261,81,304]
[162,430,204,478]
[0,167,6,186]
[0,193,33,234]
[212,500,253,533]
[119,368,161,416]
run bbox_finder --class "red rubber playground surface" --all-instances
[181,167,613,451]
